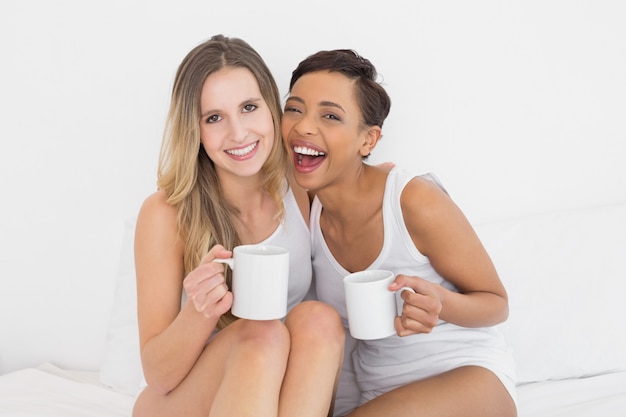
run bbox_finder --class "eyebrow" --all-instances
[286,96,346,113]
[200,97,262,118]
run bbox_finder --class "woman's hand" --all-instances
[183,245,234,319]
[390,274,444,336]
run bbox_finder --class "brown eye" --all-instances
[242,104,257,113]
[284,106,300,114]
[206,114,221,123]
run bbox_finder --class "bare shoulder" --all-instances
[400,176,472,257]
[135,190,183,262]
[400,175,455,219]
[137,190,178,231]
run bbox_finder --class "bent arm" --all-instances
[401,178,509,328]
[135,191,219,394]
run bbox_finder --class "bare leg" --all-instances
[133,319,290,417]
[346,366,516,417]
[279,301,345,417]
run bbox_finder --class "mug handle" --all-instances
[213,258,234,269]
[395,286,416,316]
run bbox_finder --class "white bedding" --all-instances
[516,372,626,417]
[1,364,625,416]
[0,364,133,417]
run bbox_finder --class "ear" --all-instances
[359,126,382,157]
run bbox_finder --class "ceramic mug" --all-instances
[343,269,415,340]
[214,244,289,320]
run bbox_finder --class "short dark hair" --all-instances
[288,49,391,128]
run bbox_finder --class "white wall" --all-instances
[1,0,625,373]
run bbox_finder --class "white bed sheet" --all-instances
[517,371,626,417]
[1,365,625,416]
[0,363,134,417]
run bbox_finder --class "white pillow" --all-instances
[475,202,626,384]
[99,218,144,396]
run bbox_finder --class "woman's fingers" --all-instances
[393,274,443,335]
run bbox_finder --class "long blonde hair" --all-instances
[157,35,287,328]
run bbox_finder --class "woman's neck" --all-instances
[219,171,280,244]
[316,164,387,222]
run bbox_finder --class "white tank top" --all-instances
[264,185,312,310]
[311,167,516,411]
[311,168,454,327]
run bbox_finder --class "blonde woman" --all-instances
[132,35,344,417]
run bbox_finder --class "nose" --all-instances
[229,115,249,143]
[291,112,318,136]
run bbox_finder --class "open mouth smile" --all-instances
[225,141,258,158]
[293,144,326,172]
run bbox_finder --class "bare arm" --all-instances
[135,191,232,393]
[391,177,508,334]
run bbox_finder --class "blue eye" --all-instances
[207,114,222,123]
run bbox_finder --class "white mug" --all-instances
[214,244,289,320]
[343,269,415,340]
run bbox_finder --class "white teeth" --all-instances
[294,146,326,156]
[226,142,257,157]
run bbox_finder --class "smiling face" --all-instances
[282,70,380,191]
[199,66,275,180]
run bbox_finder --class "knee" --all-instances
[131,387,162,417]
[131,393,145,417]
[235,319,291,357]
[287,301,345,349]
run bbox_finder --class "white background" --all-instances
[1,0,625,372]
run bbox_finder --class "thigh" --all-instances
[133,319,289,417]
[279,301,345,417]
[332,335,360,417]
[347,366,517,417]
